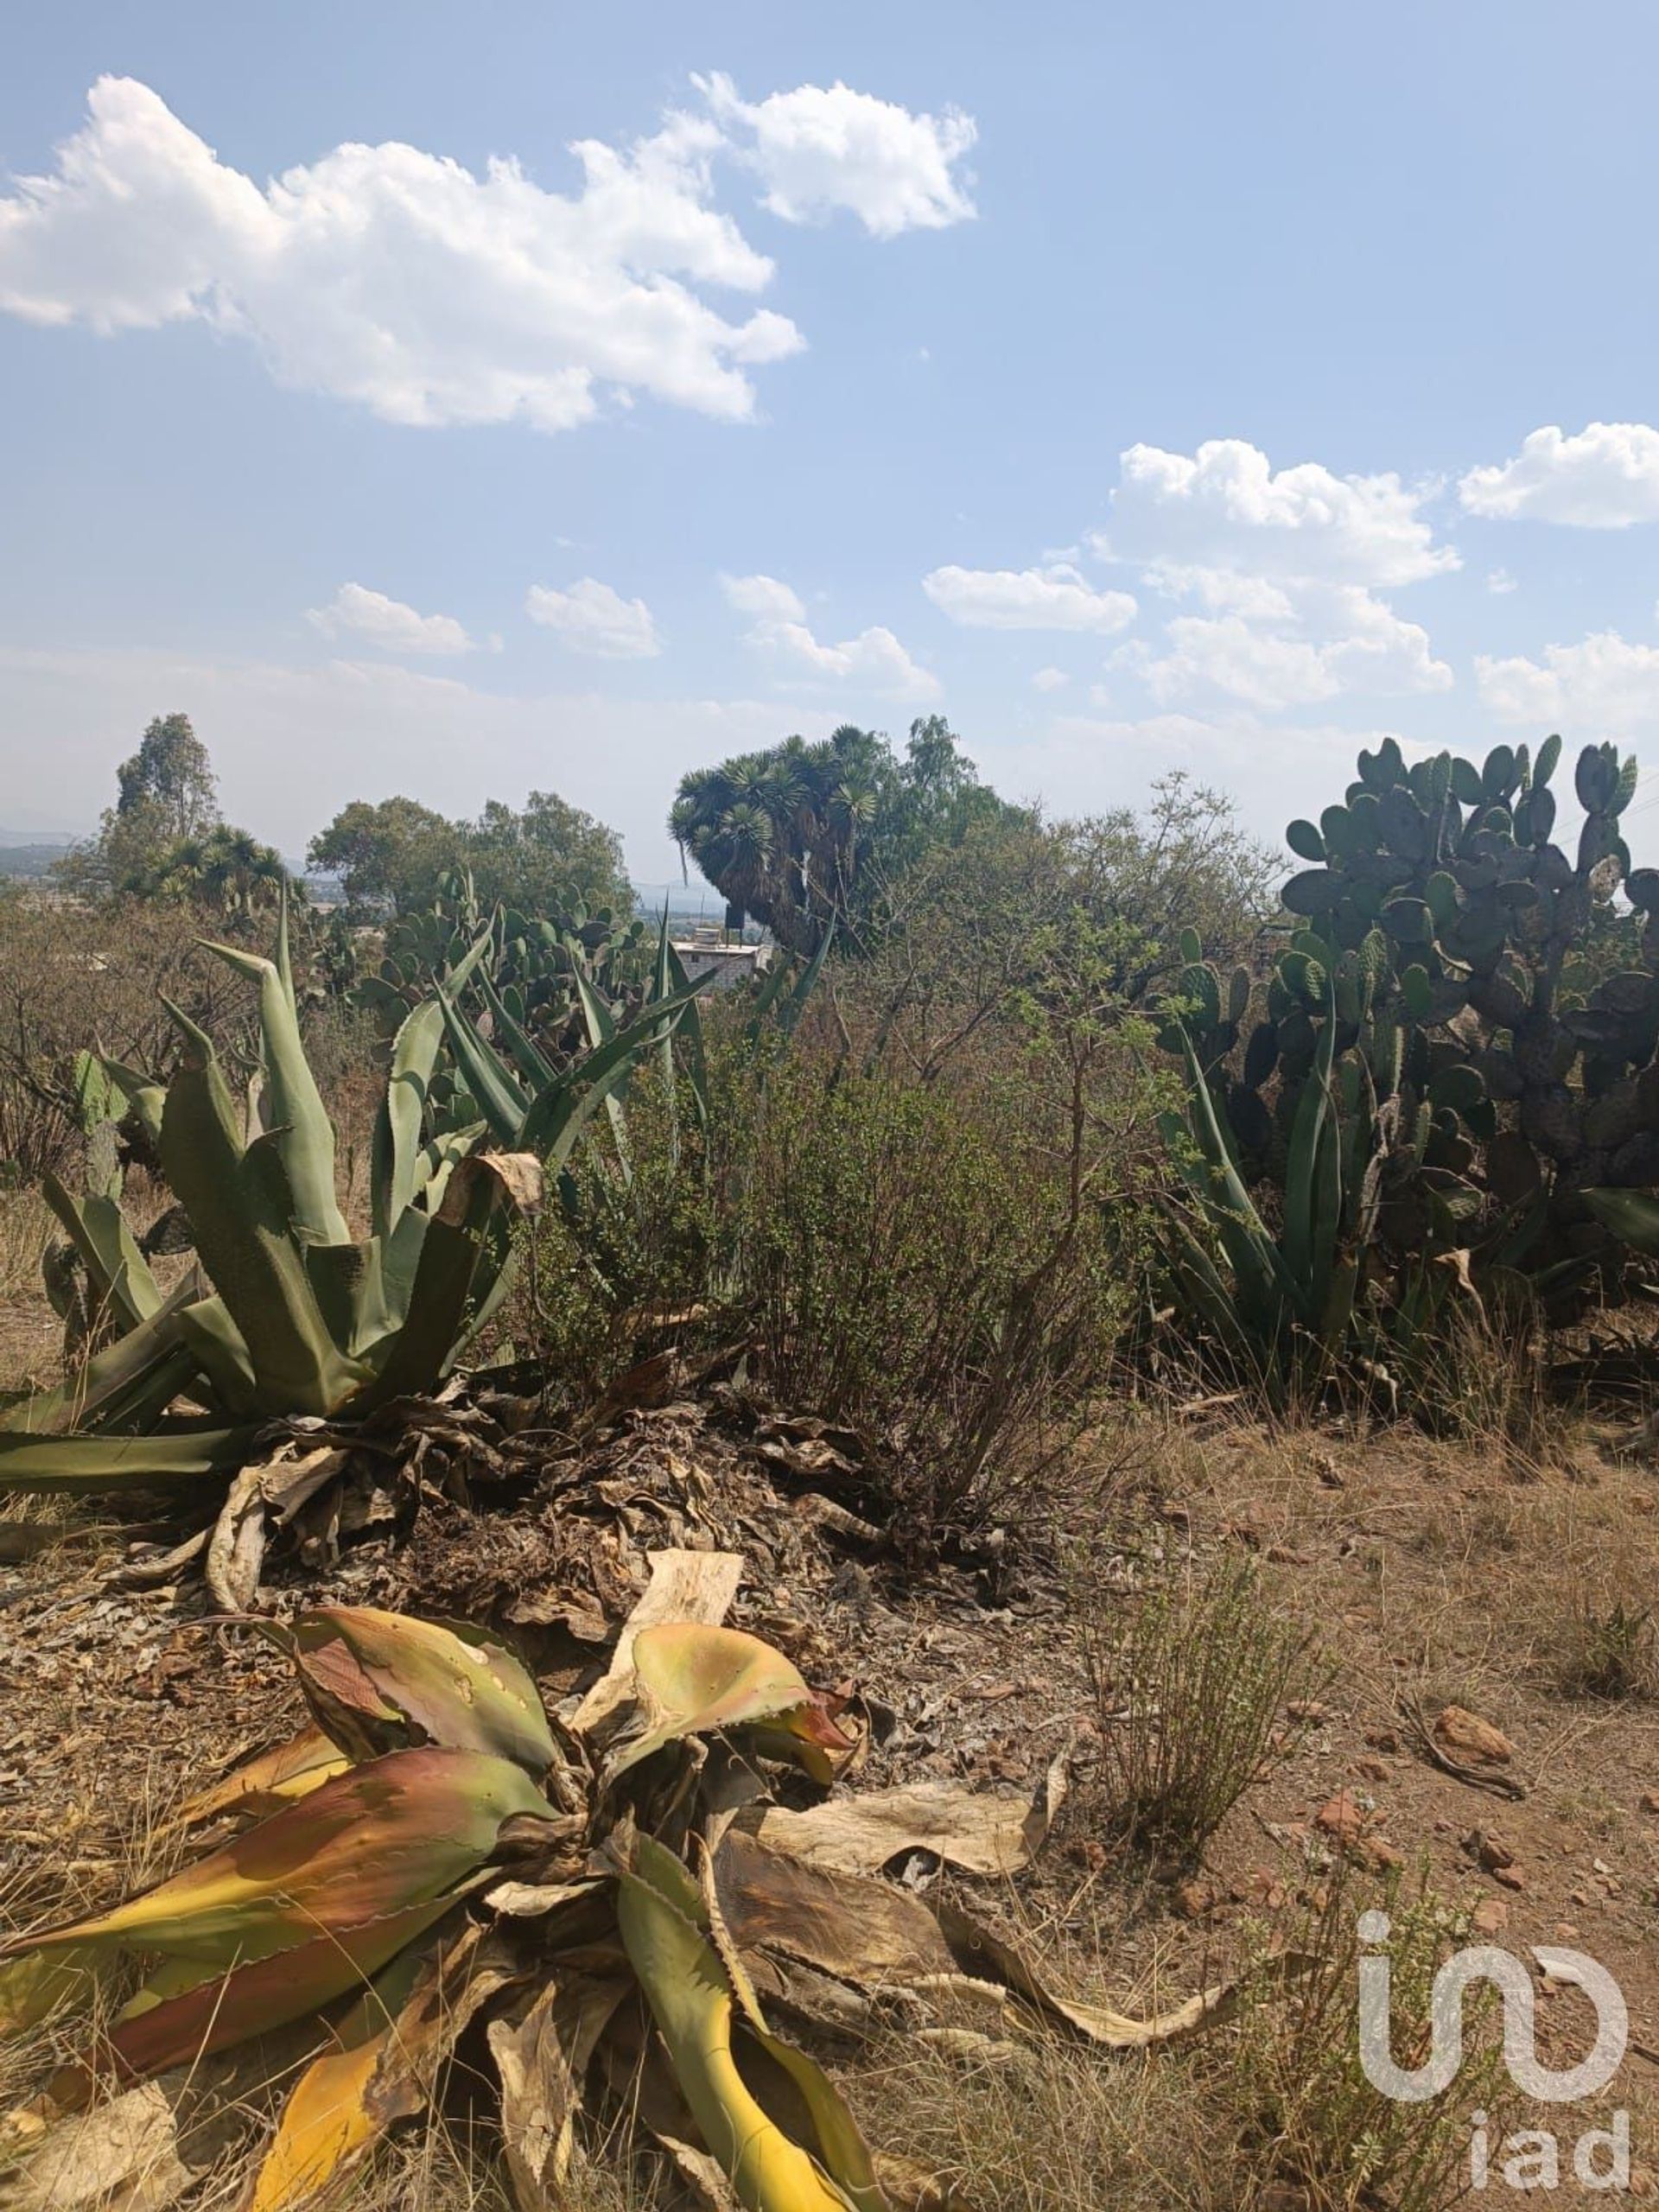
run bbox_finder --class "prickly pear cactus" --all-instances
[1169,736,1658,1289]
[352,867,656,1063]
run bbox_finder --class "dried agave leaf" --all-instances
[270,1605,556,1777]
[486,1971,631,2212]
[931,1897,1235,2050]
[711,1835,957,1991]
[570,1549,744,1740]
[747,1750,1069,1879]
[1,2080,193,2212]
[206,1448,348,1611]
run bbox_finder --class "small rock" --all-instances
[1365,1728,1402,1753]
[1492,1865,1525,1891]
[1433,1705,1515,1765]
[1358,1835,1404,1871]
[1286,1699,1331,1722]
[1465,1828,1516,1872]
[1314,1789,1366,1846]
[1641,1788,1659,1815]
[1267,1544,1313,1565]
[1471,1897,1509,1935]
[1174,1878,1217,1920]
[1355,1757,1389,1783]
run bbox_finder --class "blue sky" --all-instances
[4,1,1659,880]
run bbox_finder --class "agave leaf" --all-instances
[435,986,531,1147]
[174,1726,349,1829]
[77,1897,464,2091]
[40,1173,163,1334]
[0,1278,202,1439]
[664,936,710,1133]
[350,1152,541,1411]
[476,969,555,1090]
[1281,977,1340,1326]
[747,1759,1067,1879]
[0,1746,558,1972]
[198,941,349,1245]
[518,973,716,1167]
[1583,1186,1659,1256]
[244,1924,514,2212]
[271,1606,556,1777]
[158,1014,363,1416]
[572,958,635,1183]
[168,1294,261,1420]
[614,1832,869,2212]
[370,1001,446,1240]
[608,1624,852,1784]
[0,1426,258,1492]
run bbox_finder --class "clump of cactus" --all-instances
[354,867,658,1071]
[1163,736,1659,1349]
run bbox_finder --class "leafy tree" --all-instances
[115,713,219,842]
[308,791,628,918]
[56,712,238,904]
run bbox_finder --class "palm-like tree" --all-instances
[670,728,887,951]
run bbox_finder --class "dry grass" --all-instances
[1074,1548,1324,1861]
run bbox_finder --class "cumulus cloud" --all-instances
[1032,666,1069,692]
[306,582,475,656]
[1095,439,1458,588]
[525,578,661,658]
[1459,423,1659,527]
[1476,631,1659,735]
[0,75,806,431]
[722,572,939,701]
[697,73,976,237]
[1124,580,1452,709]
[1063,439,1460,710]
[922,563,1136,633]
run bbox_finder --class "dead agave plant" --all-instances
[0,1550,1240,2212]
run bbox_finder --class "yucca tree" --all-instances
[671,727,887,951]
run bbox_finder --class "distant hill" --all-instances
[0,834,73,879]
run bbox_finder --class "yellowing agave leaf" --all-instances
[246,2027,387,2212]
[245,1925,516,2212]
[78,1897,461,2092]
[614,1830,884,2212]
[609,1624,852,1784]
[273,1606,556,1777]
[0,1747,556,1974]
[173,1726,347,1830]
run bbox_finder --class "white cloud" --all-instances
[697,73,976,237]
[1096,438,1458,587]
[922,563,1136,633]
[1032,666,1069,692]
[1459,423,1659,527]
[0,75,804,431]
[722,572,939,700]
[1476,631,1659,736]
[306,582,475,656]
[525,578,660,658]
[1123,578,1451,709]
[720,572,806,623]
[1488,568,1518,595]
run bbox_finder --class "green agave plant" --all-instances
[0,899,711,1501]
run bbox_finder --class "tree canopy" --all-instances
[669,717,1027,952]
[308,790,629,918]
